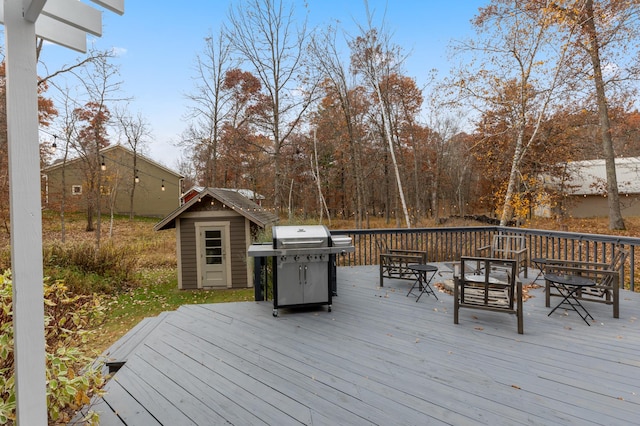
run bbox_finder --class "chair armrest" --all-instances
[476,245,492,255]
[544,265,618,282]
[380,253,423,262]
[388,249,426,256]
[543,259,609,269]
[387,249,427,262]
[511,247,527,256]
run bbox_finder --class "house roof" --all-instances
[554,157,640,195]
[42,144,184,178]
[154,187,278,231]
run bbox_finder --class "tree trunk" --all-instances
[129,153,137,220]
[376,93,411,228]
[86,202,94,232]
[60,151,68,242]
[582,0,625,230]
[500,129,525,226]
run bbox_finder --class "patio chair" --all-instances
[377,237,427,287]
[544,247,628,318]
[454,256,523,334]
[476,234,529,278]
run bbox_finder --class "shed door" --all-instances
[198,225,229,288]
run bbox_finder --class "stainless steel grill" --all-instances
[248,225,354,317]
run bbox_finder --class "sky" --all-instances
[35,0,488,169]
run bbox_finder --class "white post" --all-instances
[4,0,48,424]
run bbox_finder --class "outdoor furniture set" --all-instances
[378,234,628,333]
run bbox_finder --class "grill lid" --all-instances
[272,225,331,249]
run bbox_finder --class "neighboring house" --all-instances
[537,157,640,218]
[42,144,184,218]
[154,187,278,290]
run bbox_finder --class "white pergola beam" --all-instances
[0,2,94,53]
[91,0,124,15]
[42,0,103,36]
[35,12,88,52]
[23,0,47,22]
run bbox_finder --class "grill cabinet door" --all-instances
[277,262,305,306]
[303,261,329,304]
[276,258,329,307]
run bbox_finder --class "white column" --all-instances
[4,0,48,424]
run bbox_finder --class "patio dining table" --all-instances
[545,273,597,325]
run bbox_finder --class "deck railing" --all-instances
[331,226,640,291]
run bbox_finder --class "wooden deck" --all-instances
[79,265,640,425]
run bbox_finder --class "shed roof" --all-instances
[552,157,640,195]
[154,187,278,231]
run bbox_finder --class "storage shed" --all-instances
[154,188,278,290]
[537,157,640,218]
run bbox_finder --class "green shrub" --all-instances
[0,271,106,425]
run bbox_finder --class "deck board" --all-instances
[91,265,640,425]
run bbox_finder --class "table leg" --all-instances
[532,263,544,282]
[415,271,438,302]
[407,272,422,297]
[548,283,594,325]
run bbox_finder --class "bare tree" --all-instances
[226,0,317,215]
[308,25,368,228]
[68,49,125,247]
[183,30,237,187]
[349,4,412,227]
[115,106,151,219]
[50,85,81,243]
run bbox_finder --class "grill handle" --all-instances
[281,239,325,246]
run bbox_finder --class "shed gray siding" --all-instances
[228,216,250,288]
[179,218,198,290]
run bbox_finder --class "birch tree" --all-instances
[350,8,412,228]
[451,0,571,225]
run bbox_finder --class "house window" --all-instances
[71,185,82,195]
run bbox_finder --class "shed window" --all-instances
[205,230,223,264]
[71,185,82,195]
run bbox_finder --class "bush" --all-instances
[43,242,139,294]
[0,271,107,424]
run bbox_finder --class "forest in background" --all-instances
[1,0,639,236]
